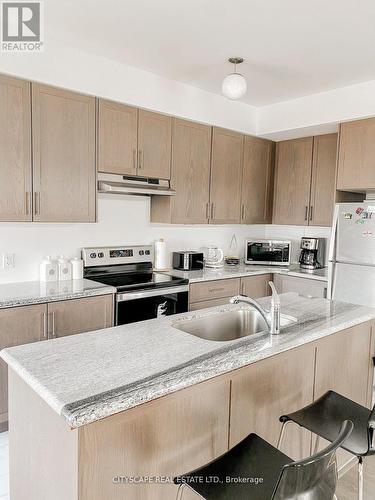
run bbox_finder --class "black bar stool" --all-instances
[278,390,375,500]
[174,420,353,500]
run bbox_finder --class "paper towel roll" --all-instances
[154,239,168,271]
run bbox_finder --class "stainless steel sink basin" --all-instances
[173,309,297,342]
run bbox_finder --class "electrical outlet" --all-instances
[3,253,15,269]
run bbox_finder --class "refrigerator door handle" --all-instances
[328,204,340,263]
[327,261,335,300]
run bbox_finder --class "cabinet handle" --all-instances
[43,313,48,339]
[206,202,210,219]
[309,205,313,222]
[211,203,214,219]
[138,150,143,170]
[34,192,41,216]
[304,206,308,221]
[48,312,56,338]
[241,204,246,221]
[25,192,31,216]
[133,148,137,171]
[209,287,225,293]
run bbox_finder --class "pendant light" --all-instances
[222,57,247,100]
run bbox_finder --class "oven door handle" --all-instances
[116,285,189,302]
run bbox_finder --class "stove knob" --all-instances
[145,250,150,255]
[90,252,97,259]
[98,252,104,258]
[139,250,144,255]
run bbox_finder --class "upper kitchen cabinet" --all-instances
[241,136,274,224]
[273,137,313,225]
[137,109,172,179]
[273,134,337,226]
[309,133,338,226]
[209,127,243,224]
[0,75,32,222]
[32,84,96,222]
[337,118,375,191]
[98,99,138,175]
[151,118,211,223]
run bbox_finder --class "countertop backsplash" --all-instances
[0,196,332,284]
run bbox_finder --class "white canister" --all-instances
[71,257,84,280]
[39,256,58,282]
[58,255,72,281]
[154,238,168,271]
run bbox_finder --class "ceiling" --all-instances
[47,0,375,106]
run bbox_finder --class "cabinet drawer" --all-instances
[189,297,231,311]
[189,278,240,303]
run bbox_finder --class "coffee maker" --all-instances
[299,237,326,270]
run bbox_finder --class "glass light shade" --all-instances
[222,72,247,99]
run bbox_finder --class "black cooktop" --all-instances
[84,262,187,292]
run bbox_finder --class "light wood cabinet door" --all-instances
[138,109,171,179]
[273,137,313,225]
[309,133,337,226]
[47,295,113,338]
[337,118,375,190]
[0,304,46,429]
[230,344,315,460]
[240,274,272,298]
[98,99,138,175]
[210,127,243,224]
[241,136,274,224]
[189,278,240,303]
[32,84,96,222]
[0,75,32,221]
[78,377,230,500]
[273,274,327,298]
[171,118,211,223]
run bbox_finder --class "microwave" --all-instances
[245,240,291,266]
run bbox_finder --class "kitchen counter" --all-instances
[1,292,374,429]
[0,278,115,309]
[165,263,328,283]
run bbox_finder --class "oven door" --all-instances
[116,285,189,325]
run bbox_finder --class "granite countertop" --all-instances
[0,279,115,309]
[164,263,328,283]
[2,292,374,429]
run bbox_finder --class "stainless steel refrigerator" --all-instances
[328,202,375,306]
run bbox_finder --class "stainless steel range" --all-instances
[82,245,188,325]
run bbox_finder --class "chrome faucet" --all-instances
[230,281,281,335]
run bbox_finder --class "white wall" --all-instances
[257,79,375,141]
[0,195,264,284]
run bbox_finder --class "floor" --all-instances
[0,430,373,499]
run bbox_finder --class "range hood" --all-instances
[98,173,175,197]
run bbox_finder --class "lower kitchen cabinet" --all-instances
[0,304,47,430]
[274,274,327,298]
[78,377,230,500]
[0,294,114,431]
[189,278,240,310]
[241,274,272,298]
[47,295,114,338]
[229,344,315,460]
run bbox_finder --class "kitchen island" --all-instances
[1,293,375,499]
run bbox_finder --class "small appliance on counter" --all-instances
[172,251,204,271]
[299,237,326,270]
[245,240,291,266]
[203,246,224,268]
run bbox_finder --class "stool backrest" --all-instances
[368,404,375,453]
[272,420,353,500]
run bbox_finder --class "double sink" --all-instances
[174,308,297,342]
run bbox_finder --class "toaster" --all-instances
[172,251,204,271]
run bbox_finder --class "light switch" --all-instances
[3,253,15,269]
